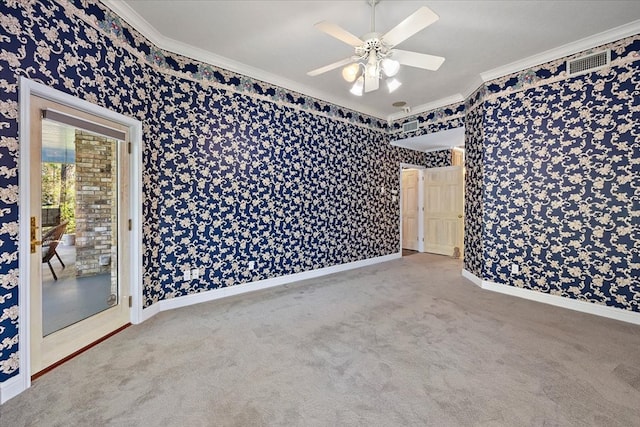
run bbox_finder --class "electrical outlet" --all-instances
[183,269,191,281]
[511,264,519,274]
[191,268,199,279]
[248,261,255,270]
[392,195,397,203]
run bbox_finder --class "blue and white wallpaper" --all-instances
[0,0,445,381]
[393,37,640,311]
[0,0,638,385]
[462,90,484,278]
[388,101,466,141]
[482,59,640,310]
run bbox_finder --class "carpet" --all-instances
[2,253,639,426]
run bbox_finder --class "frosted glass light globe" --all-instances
[341,63,360,83]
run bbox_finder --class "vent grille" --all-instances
[567,50,610,76]
[403,120,418,133]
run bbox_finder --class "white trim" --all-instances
[0,376,24,404]
[460,75,486,100]
[99,0,385,120]
[461,268,482,287]
[16,77,34,403]
[9,77,144,403]
[417,169,425,254]
[158,253,400,312]
[407,21,640,120]
[480,20,640,82]
[99,1,640,123]
[128,112,144,325]
[462,269,640,326]
[391,125,466,154]
[139,303,161,323]
[399,163,425,254]
[388,94,465,123]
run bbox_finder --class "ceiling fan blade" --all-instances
[307,57,355,77]
[382,7,439,48]
[364,72,379,93]
[314,21,364,47]
[392,49,445,71]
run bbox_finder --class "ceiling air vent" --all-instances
[403,120,419,133]
[566,50,610,76]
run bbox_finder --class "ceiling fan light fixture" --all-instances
[341,63,360,83]
[381,58,400,77]
[365,52,379,79]
[308,3,444,97]
[386,77,402,93]
[365,63,378,79]
[350,76,365,96]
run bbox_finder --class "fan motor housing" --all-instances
[356,32,388,57]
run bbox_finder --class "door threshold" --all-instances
[31,323,131,381]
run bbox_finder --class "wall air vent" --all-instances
[566,50,610,76]
[402,120,419,134]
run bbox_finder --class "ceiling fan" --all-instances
[307,0,445,96]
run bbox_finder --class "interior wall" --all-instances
[481,56,639,311]
[2,0,636,386]
[393,35,639,314]
[462,90,484,278]
[0,0,447,382]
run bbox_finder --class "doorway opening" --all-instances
[398,158,465,259]
[400,163,425,256]
[29,95,131,376]
[15,78,143,400]
[40,119,122,336]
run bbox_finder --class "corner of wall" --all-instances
[0,374,27,404]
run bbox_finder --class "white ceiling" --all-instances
[391,126,465,152]
[105,1,640,120]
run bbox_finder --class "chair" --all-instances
[42,221,68,281]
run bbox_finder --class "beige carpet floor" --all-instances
[2,253,640,426]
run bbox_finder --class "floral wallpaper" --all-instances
[463,92,484,278]
[388,101,466,139]
[482,59,640,310]
[390,35,640,311]
[0,0,442,382]
[0,0,638,386]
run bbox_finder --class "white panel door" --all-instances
[423,166,464,256]
[402,169,419,250]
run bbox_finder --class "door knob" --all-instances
[458,214,463,218]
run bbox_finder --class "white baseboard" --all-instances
[0,253,400,404]
[0,374,27,404]
[462,269,640,326]
[159,253,401,312]
[461,269,482,287]
[138,303,161,323]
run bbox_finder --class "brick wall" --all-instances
[74,130,117,286]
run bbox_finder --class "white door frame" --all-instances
[11,77,144,400]
[399,163,426,254]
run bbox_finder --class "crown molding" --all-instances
[386,94,465,123]
[99,0,387,120]
[480,19,640,82]
[390,19,640,123]
[99,1,639,125]
[461,75,485,100]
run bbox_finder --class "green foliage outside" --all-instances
[42,162,76,233]
[59,201,76,234]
